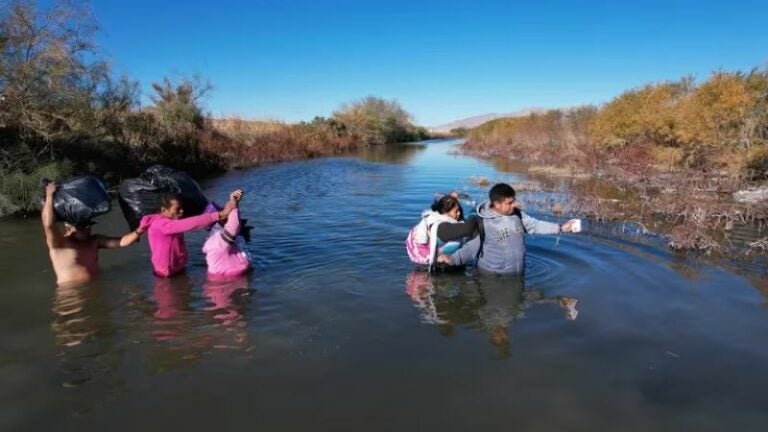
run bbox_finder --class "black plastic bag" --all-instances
[142,165,209,217]
[118,165,209,230]
[43,176,111,226]
[117,178,161,230]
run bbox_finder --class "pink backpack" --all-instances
[405,226,432,265]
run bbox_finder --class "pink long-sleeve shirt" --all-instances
[202,208,251,278]
[140,212,220,278]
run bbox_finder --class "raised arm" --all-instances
[222,208,241,237]
[41,183,63,248]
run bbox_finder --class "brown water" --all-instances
[1,139,767,431]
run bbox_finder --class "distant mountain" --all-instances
[430,108,547,133]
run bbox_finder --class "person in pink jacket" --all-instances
[139,190,241,277]
[202,193,252,279]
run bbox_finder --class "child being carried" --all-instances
[405,193,477,269]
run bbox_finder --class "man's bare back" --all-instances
[43,183,145,286]
[47,233,101,286]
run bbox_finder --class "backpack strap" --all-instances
[476,218,485,259]
[220,229,236,245]
[513,208,528,234]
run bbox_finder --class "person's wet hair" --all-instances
[160,192,182,210]
[489,183,516,203]
[431,195,460,215]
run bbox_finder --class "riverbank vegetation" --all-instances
[463,70,768,254]
[0,0,428,217]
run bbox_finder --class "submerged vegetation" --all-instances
[463,70,768,255]
[0,0,427,216]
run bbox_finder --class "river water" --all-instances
[1,139,767,431]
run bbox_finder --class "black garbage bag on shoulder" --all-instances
[117,178,161,230]
[142,165,209,217]
[117,165,209,230]
[43,176,111,226]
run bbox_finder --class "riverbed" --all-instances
[1,139,767,431]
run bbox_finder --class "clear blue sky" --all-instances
[89,0,768,126]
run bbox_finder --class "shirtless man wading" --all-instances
[42,182,144,286]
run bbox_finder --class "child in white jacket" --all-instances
[405,194,467,268]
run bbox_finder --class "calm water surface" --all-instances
[1,140,767,431]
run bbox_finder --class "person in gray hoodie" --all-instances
[437,183,578,274]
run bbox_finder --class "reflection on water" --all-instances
[52,283,120,385]
[143,274,255,373]
[52,284,112,350]
[355,141,427,164]
[406,271,578,356]
[202,275,251,328]
[2,139,768,431]
[51,274,256,389]
[50,282,125,418]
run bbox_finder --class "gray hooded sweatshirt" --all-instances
[449,201,561,274]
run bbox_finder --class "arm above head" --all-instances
[217,189,243,222]
[41,183,63,248]
[520,212,561,235]
[222,208,241,237]
[449,235,481,266]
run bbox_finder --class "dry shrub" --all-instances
[208,118,361,168]
[651,147,685,171]
[667,224,721,253]
[748,237,768,254]
[606,143,656,176]
[469,176,490,186]
[745,146,768,180]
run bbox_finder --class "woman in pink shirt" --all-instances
[139,190,241,277]
[202,193,252,279]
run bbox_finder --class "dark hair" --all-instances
[431,195,460,215]
[489,183,516,203]
[159,192,182,210]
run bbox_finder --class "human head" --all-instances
[432,195,461,220]
[489,183,516,215]
[64,223,92,241]
[160,193,184,219]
